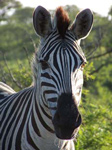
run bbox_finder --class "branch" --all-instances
[90,64,105,75]
[88,49,112,60]
[0,51,23,89]
[23,47,31,67]
[86,45,98,59]
[0,63,7,83]
[90,61,112,75]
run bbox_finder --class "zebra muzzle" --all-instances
[52,93,82,139]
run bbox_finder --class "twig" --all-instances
[0,51,23,89]
[90,61,112,75]
[0,64,6,83]
[90,64,105,75]
[23,46,31,67]
[86,46,98,59]
[88,49,112,61]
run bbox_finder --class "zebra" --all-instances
[0,6,93,150]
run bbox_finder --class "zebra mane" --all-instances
[56,7,70,38]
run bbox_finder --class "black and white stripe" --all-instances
[0,6,93,150]
[0,31,84,150]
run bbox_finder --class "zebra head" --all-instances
[33,6,93,140]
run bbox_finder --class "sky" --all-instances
[17,0,112,16]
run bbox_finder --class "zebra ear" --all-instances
[70,9,93,40]
[33,6,52,37]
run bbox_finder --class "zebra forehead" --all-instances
[56,7,70,38]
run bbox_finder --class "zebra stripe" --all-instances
[0,33,83,150]
[0,87,56,150]
[0,6,93,150]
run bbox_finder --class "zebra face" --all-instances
[38,31,84,139]
[33,6,93,139]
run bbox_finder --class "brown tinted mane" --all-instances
[56,7,70,38]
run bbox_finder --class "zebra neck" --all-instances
[32,86,54,133]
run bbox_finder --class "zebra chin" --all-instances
[52,114,82,140]
[52,93,82,140]
[53,115,82,140]
[55,123,79,140]
[54,127,80,140]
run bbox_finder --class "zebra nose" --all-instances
[53,111,82,128]
[52,93,82,139]
[52,111,82,139]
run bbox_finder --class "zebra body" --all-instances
[0,6,93,150]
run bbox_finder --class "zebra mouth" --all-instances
[52,113,82,139]
[52,114,81,140]
[53,125,79,140]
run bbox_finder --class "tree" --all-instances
[108,5,112,19]
[0,0,21,22]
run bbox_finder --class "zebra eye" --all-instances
[81,62,86,69]
[40,60,49,69]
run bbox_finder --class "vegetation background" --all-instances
[0,0,112,149]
